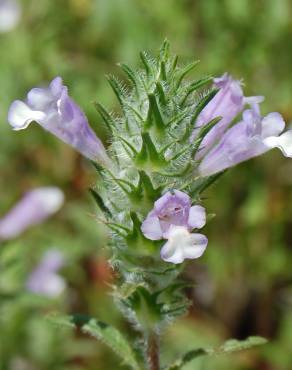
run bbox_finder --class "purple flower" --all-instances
[198,104,291,177]
[141,190,208,264]
[8,77,111,166]
[0,187,64,241]
[0,0,21,33]
[192,74,263,160]
[26,250,66,297]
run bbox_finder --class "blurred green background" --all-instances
[0,0,292,369]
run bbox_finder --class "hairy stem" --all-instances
[146,332,160,370]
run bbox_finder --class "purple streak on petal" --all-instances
[26,249,66,297]
[192,74,264,160]
[0,187,64,241]
[8,77,111,167]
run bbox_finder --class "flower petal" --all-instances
[141,211,163,240]
[261,112,285,138]
[160,226,208,264]
[263,130,292,157]
[8,100,45,130]
[27,87,53,110]
[0,187,64,241]
[188,205,206,229]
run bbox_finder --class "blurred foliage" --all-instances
[0,0,292,369]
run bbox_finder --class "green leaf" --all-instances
[89,188,112,219]
[165,336,267,370]
[83,319,140,369]
[94,102,116,134]
[48,314,140,370]
[175,60,200,88]
[146,93,165,133]
[180,76,213,106]
[191,116,222,157]
[212,336,268,355]
[166,349,207,370]
[119,63,141,96]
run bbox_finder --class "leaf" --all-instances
[48,314,140,370]
[175,61,200,88]
[166,349,207,370]
[212,336,268,355]
[83,319,140,369]
[89,188,112,219]
[165,336,267,370]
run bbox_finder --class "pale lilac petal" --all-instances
[261,112,285,138]
[41,250,65,271]
[8,100,45,130]
[0,0,21,33]
[27,272,65,298]
[141,190,203,240]
[263,130,292,157]
[0,187,64,241]
[193,74,263,160]
[27,87,54,110]
[182,233,208,259]
[154,191,173,213]
[160,226,208,264]
[49,76,63,96]
[26,249,66,297]
[198,105,279,177]
[188,205,206,229]
[141,211,162,240]
[8,77,111,167]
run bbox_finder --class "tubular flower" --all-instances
[141,190,208,264]
[8,77,111,166]
[0,187,64,241]
[26,249,66,297]
[198,104,291,177]
[192,73,263,160]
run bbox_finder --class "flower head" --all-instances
[26,249,66,297]
[0,187,64,241]
[198,104,290,177]
[0,0,21,33]
[141,190,208,264]
[8,77,111,166]
[192,74,263,160]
